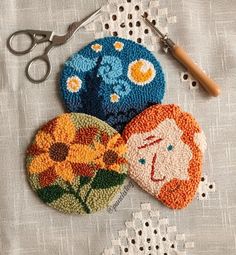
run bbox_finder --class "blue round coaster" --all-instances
[60,37,165,131]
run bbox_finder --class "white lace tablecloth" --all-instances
[0,0,235,254]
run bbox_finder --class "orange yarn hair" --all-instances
[123,104,203,209]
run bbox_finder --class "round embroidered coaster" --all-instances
[26,113,128,214]
[60,37,165,132]
[122,104,207,209]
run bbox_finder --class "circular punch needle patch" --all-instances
[26,113,128,214]
[122,104,207,209]
[60,37,165,132]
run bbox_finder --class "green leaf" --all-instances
[80,176,91,187]
[37,185,65,204]
[91,170,127,190]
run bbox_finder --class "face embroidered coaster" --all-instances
[122,104,207,209]
[60,37,165,132]
[26,113,128,214]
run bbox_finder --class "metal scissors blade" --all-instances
[51,7,102,46]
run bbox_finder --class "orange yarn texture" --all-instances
[26,113,128,214]
[123,104,206,209]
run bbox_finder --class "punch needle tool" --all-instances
[7,8,102,83]
[142,15,221,97]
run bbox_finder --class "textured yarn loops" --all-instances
[26,113,128,214]
[60,37,165,132]
[122,104,207,209]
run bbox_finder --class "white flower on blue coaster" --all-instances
[60,37,166,131]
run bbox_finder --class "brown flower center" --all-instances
[49,142,69,162]
[103,150,118,165]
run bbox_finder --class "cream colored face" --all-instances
[127,119,193,196]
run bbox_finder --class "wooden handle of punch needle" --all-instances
[170,45,221,97]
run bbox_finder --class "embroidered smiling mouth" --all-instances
[151,153,166,182]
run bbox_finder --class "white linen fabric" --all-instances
[0,0,235,254]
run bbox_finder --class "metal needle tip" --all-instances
[141,15,166,39]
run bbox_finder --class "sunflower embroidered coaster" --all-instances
[60,37,165,132]
[26,113,128,214]
[122,104,207,209]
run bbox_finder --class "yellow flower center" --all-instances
[91,44,102,52]
[110,93,120,103]
[114,42,124,51]
[49,142,69,162]
[67,76,82,93]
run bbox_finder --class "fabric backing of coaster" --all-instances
[122,104,207,209]
[26,113,128,214]
[60,36,165,132]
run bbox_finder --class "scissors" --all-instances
[7,8,102,83]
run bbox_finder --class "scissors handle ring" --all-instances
[7,30,37,55]
[26,54,52,84]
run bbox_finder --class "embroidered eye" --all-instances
[139,158,146,165]
[167,144,174,151]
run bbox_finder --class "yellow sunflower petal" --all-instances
[53,114,76,144]
[93,142,105,153]
[54,162,75,183]
[67,144,98,164]
[94,157,106,169]
[35,131,54,150]
[114,144,127,155]
[109,163,120,172]
[107,134,120,148]
[28,153,54,174]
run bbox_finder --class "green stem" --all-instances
[67,185,91,214]
[82,174,96,204]
[84,187,92,204]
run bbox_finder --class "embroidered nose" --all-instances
[151,153,166,182]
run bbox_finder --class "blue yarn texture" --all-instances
[60,37,165,131]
